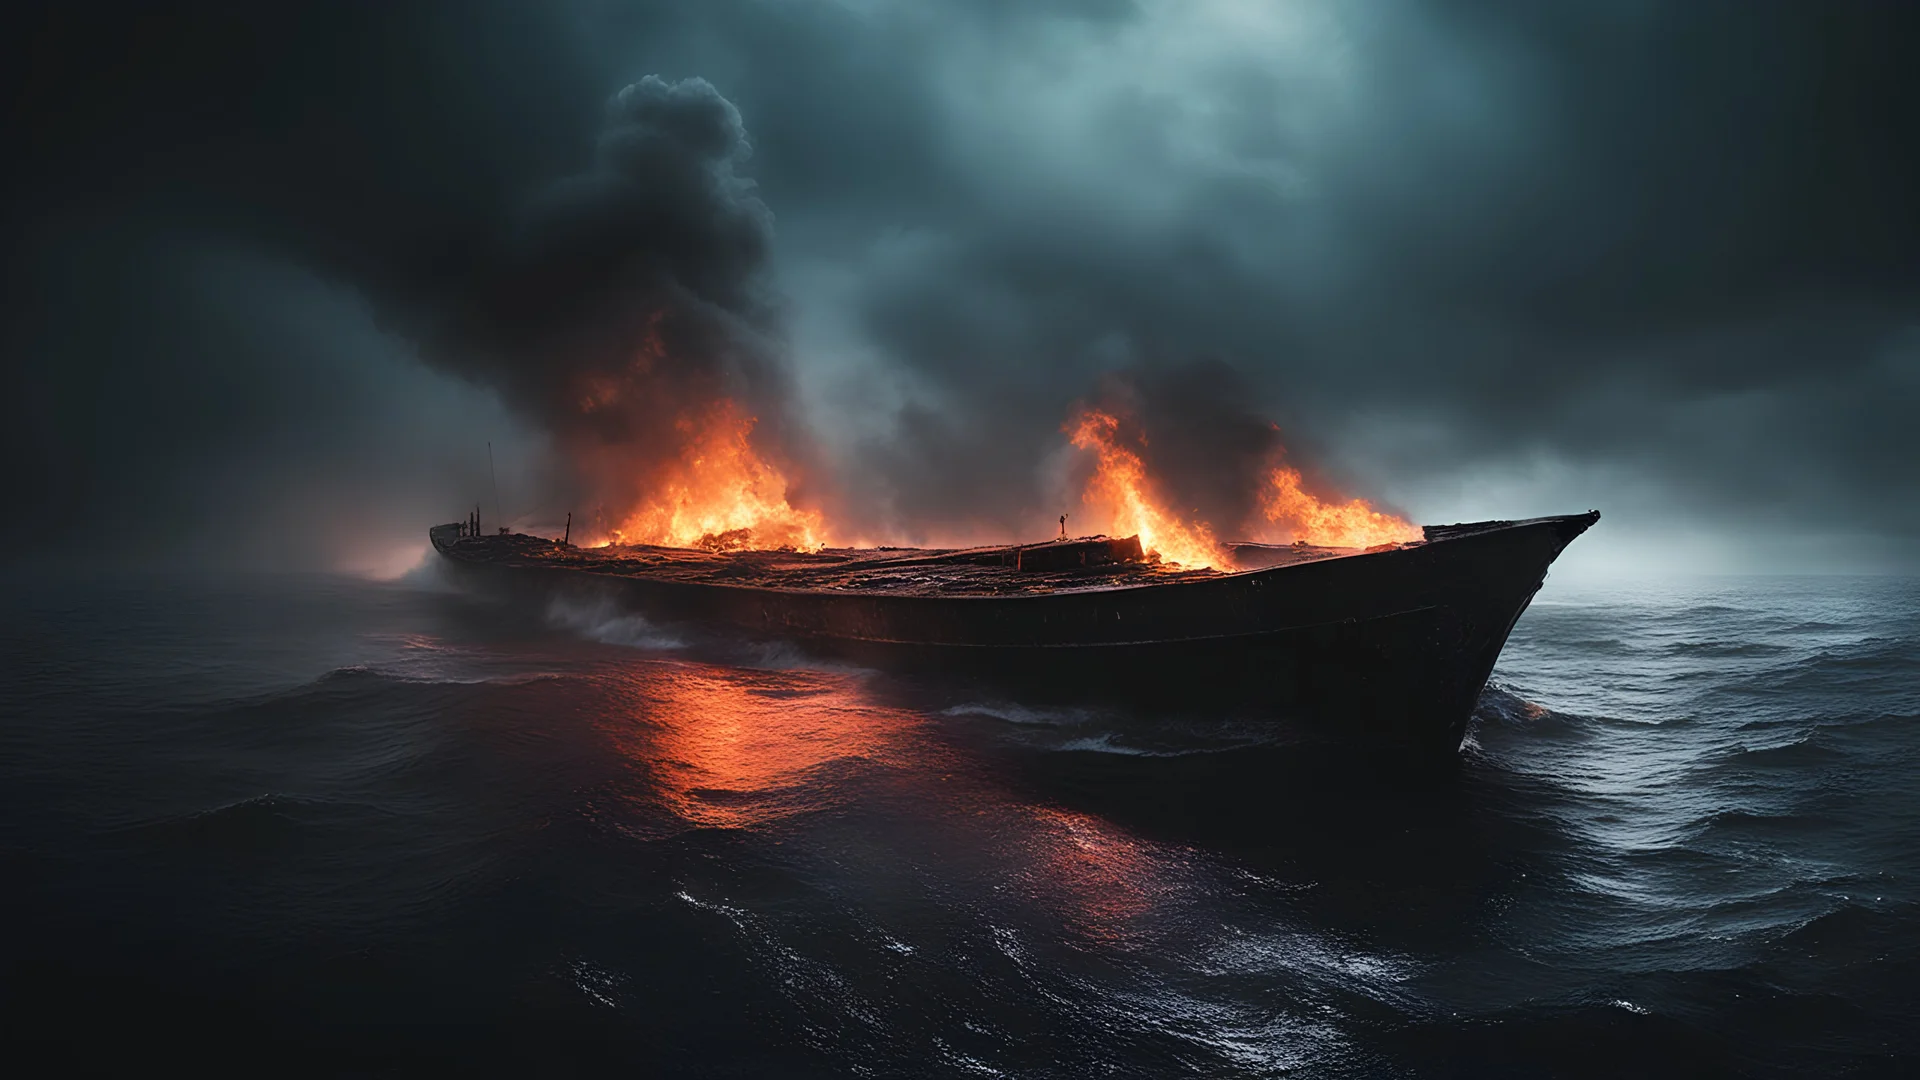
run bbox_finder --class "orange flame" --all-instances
[1258,464,1420,548]
[1066,408,1228,569]
[609,399,826,551]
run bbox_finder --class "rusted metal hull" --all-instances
[432,512,1598,756]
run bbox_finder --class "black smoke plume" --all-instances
[430,75,810,534]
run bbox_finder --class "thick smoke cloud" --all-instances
[3,1,610,566]
[431,74,808,533]
[6,0,1917,571]
[444,76,775,413]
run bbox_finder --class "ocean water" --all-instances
[3,565,1915,1076]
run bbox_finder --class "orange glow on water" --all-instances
[1066,408,1228,569]
[602,663,918,830]
[1016,805,1171,941]
[581,658,1181,942]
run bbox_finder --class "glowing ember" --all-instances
[609,399,825,551]
[1258,464,1420,548]
[1066,408,1229,569]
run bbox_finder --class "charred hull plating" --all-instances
[433,512,1598,755]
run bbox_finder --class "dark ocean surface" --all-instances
[3,565,1916,1076]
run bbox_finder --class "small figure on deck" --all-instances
[1058,514,1068,541]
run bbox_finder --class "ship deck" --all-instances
[431,528,1374,597]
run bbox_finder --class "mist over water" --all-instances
[4,567,1915,1075]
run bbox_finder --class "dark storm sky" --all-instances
[6,1,1917,572]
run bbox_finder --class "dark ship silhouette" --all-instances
[432,511,1598,756]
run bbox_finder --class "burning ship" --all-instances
[402,73,1596,758]
[430,510,1598,756]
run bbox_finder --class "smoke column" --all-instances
[428,75,816,541]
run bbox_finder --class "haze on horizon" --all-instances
[5,1,1916,578]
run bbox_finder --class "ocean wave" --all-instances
[139,666,467,728]
[941,701,1106,728]
[1775,638,1917,683]
[1803,636,1912,660]
[1649,604,1748,621]
[312,664,568,690]
[1688,807,1834,840]
[1664,640,1791,658]
[1042,733,1271,758]
[1473,686,1604,737]
[1835,710,1920,734]
[1052,735,1166,756]
[1781,620,1853,633]
[545,594,685,650]
[1708,735,1845,770]
[1555,637,1638,655]
[121,792,335,852]
[1773,899,1918,956]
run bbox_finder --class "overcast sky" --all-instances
[6,1,1916,574]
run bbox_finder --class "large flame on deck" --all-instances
[1066,408,1229,569]
[1257,462,1421,548]
[574,344,1407,558]
[1066,404,1419,565]
[607,399,825,552]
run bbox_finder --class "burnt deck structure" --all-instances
[431,512,1599,755]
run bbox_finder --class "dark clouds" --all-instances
[776,0,1920,560]
[6,0,1917,569]
[3,224,536,571]
[3,0,607,564]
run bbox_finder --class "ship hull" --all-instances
[433,512,1597,756]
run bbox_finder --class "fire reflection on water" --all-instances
[589,659,1188,944]
[1014,806,1181,945]
[595,662,926,830]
